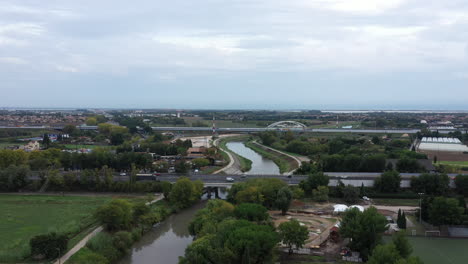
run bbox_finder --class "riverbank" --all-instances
[215,135,253,173]
[245,140,298,174]
[118,201,206,264]
[66,196,170,264]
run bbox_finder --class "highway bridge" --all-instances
[114,172,461,188]
[27,172,460,189]
[1,125,452,134]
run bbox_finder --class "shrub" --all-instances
[68,247,108,264]
[112,231,133,252]
[95,199,133,231]
[86,233,120,263]
[29,232,68,259]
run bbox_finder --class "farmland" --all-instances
[0,194,135,262]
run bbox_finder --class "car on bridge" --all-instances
[226,177,234,182]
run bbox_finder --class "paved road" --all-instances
[212,136,243,175]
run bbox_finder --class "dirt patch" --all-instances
[270,210,338,248]
[419,150,468,162]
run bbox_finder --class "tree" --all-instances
[223,223,279,264]
[42,134,51,149]
[343,185,359,204]
[397,157,423,173]
[235,186,265,204]
[192,158,210,169]
[278,219,309,254]
[367,244,401,264]
[299,172,329,195]
[30,232,68,259]
[95,199,133,231]
[234,203,269,222]
[275,187,293,215]
[455,175,468,196]
[0,165,30,191]
[175,161,188,173]
[428,197,464,226]
[410,173,449,195]
[168,177,203,210]
[339,207,388,260]
[401,212,407,229]
[312,186,329,202]
[112,231,133,253]
[63,124,76,135]
[86,117,98,126]
[375,170,401,193]
[392,231,412,259]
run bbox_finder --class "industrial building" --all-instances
[418,137,468,152]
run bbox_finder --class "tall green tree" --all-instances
[278,219,309,255]
[367,244,401,264]
[42,134,51,149]
[234,203,269,222]
[428,197,464,226]
[339,207,388,260]
[299,172,329,195]
[392,231,412,259]
[168,177,203,210]
[275,186,293,215]
[95,199,133,231]
[375,170,401,193]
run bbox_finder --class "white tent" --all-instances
[333,204,348,213]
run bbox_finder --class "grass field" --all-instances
[372,198,420,207]
[0,194,127,262]
[62,144,111,150]
[406,237,468,264]
[437,161,468,167]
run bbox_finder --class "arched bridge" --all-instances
[267,121,307,129]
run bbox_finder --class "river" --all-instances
[118,202,206,264]
[226,141,280,174]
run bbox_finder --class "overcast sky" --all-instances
[1,0,467,110]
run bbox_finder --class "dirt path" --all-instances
[364,205,419,213]
[56,194,164,264]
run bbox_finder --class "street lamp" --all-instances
[418,192,424,223]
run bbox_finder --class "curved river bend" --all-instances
[226,141,280,174]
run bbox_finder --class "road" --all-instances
[1,125,462,134]
[212,135,244,175]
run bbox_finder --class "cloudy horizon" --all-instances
[1,0,467,109]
